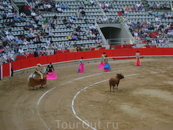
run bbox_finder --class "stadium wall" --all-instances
[1,48,173,79]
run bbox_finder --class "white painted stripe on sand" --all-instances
[36,72,104,130]
[71,74,139,130]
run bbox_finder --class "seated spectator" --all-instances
[80,10,86,17]
[44,2,51,11]
[102,16,108,23]
[61,4,66,9]
[33,35,40,43]
[18,47,24,55]
[48,31,54,38]
[84,17,90,24]
[97,43,102,47]
[68,17,74,24]
[20,16,26,22]
[0,4,4,11]
[111,46,116,49]
[137,6,143,11]
[26,31,34,39]
[72,46,77,52]
[35,14,43,23]
[23,38,29,45]
[20,12,26,18]
[54,23,59,29]
[31,11,37,18]
[13,15,20,22]
[95,17,102,24]
[100,2,105,9]
[66,23,72,28]
[148,9,153,15]
[30,18,36,24]
[16,37,23,46]
[75,25,82,32]
[125,5,130,11]
[158,43,164,48]
[132,45,137,48]
[46,38,51,45]
[53,14,58,20]
[105,2,110,8]
[167,30,173,37]
[131,6,136,12]
[64,3,70,9]
[57,7,63,13]
[96,33,101,40]
[90,0,95,5]
[26,48,32,54]
[2,12,7,19]
[83,0,89,6]
[62,17,68,25]
[79,2,84,9]
[6,11,13,19]
[70,15,76,20]
[155,16,160,23]
[104,7,109,12]
[71,34,78,40]
[67,34,72,40]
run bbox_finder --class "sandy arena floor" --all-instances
[0,58,173,130]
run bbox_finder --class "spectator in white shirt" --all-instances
[18,47,24,55]
[31,11,36,18]
[23,38,29,45]
[57,7,63,13]
[46,38,51,45]
[136,2,141,8]
[105,2,109,8]
[90,0,94,5]
[155,17,160,22]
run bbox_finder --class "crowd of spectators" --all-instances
[95,1,173,46]
[0,0,172,65]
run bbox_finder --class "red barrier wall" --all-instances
[39,56,48,65]
[2,63,10,77]
[29,57,39,67]
[162,48,173,55]
[1,48,173,78]
[12,60,22,71]
[56,53,66,62]
[47,55,57,63]
[65,52,75,61]
[21,58,30,69]
[84,51,95,59]
[75,51,85,60]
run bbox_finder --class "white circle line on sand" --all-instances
[36,72,106,130]
[36,70,129,130]
[71,73,138,130]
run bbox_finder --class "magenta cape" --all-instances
[46,71,58,80]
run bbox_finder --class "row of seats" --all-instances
[1,0,173,55]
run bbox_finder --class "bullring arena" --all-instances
[1,57,173,130]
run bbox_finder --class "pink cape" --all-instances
[78,63,84,73]
[136,58,141,66]
[98,61,105,69]
[46,71,58,80]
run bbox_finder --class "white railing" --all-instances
[108,38,136,45]
[95,0,106,17]
[10,0,19,17]
[95,20,108,45]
